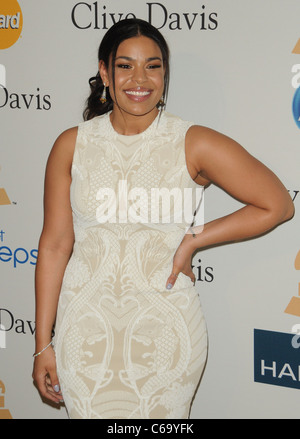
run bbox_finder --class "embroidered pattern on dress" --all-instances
[54,111,208,419]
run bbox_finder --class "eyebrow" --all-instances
[115,56,162,62]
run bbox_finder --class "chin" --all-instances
[119,104,159,117]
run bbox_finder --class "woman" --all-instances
[32,18,294,419]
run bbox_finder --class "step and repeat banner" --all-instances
[0,0,299,419]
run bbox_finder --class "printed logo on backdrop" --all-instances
[285,250,300,317]
[0,51,51,111]
[0,188,11,206]
[71,2,218,31]
[0,165,11,206]
[291,38,300,128]
[254,39,300,391]
[0,85,52,111]
[0,381,12,419]
[0,306,52,350]
[0,308,35,337]
[254,249,300,390]
[254,329,300,390]
[0,230,37,267]
[0,0,23,50]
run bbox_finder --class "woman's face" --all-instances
[100,35,165,118]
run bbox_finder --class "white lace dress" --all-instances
[53,111,208,419]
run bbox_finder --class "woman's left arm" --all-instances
[166,126,295,289]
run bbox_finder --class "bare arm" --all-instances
[166,126,295,288]
[32,127,77,403]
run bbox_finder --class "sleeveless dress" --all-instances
[53,111,208,419]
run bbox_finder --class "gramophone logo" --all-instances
[0,165,11,206]
[0,381,12,419]
[285,250,300,317]
[0,188,11,205]
[293,38,300,54]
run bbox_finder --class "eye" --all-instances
[116,64,132,69]
[147,64,162,69]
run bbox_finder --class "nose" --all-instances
[132,65,147,84]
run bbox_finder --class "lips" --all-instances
[125,90,150,96]
[124,87,152,99]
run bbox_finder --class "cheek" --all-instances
[148,72,165,91]
[157,77,165,94]
[156,71,166,88]
[110,71,130,94]
[107,75,122,101]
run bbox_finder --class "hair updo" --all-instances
[83,18,170,121]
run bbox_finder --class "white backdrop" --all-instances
[0,0,299,419]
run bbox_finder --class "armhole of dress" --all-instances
[183,122,205,189]
[182,121,205,229]
[70,123,82,179]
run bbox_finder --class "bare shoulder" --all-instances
[186,124,244,154]
[51,126,78,157]
[47,126,78,173]
[185,124,254,183]
[185,124,236,185]
[42,127,79,245]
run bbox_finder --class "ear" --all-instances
[98,60,109,86]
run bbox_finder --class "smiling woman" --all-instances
[98,35,166,132]
[83,19,170,123]
[32,18,294,420]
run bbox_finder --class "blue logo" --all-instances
[292,86,300,128]
[0,230,37,268]
[254,329,300,390]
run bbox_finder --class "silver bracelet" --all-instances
[33,339,53,358]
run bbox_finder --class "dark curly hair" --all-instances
[83,18,170,121]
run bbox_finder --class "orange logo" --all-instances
[285,250,300,317]
[0,381,12,419]
[0,0,23,50]
[0,164,11,205]
[0,188,11,205]
[292,38,300,54]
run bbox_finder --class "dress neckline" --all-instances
[105,110,164,139]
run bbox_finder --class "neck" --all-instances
[109,107,159,136]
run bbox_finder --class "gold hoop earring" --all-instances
[100,83,107,104]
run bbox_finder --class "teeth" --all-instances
[125,90,150,96]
